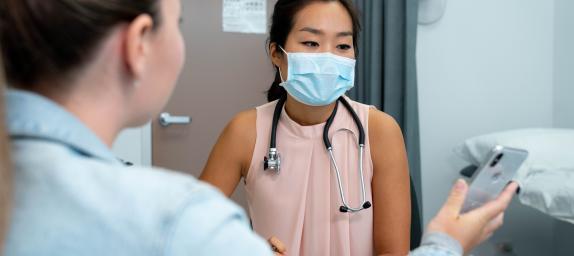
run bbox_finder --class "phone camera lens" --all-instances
[490,153,504,167]
[490,160,498,167]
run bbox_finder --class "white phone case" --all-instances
[461,145,528,213]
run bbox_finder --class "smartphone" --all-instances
[460,145,528,213]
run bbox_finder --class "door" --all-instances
[152,1,275,210]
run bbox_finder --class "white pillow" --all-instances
[454,128,574,222]
[453,128,574,181]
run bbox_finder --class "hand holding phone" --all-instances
[461,145,527,213]
[427,179,519,254]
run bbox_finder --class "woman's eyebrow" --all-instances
[299,27,353,37]
[337,31,353,37]
[299,27,323,35]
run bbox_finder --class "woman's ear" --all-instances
[269,42,284,68]
[124,14,154,83]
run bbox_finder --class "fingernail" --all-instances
[455,179,465,191]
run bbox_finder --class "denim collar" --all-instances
[6,89,122,165]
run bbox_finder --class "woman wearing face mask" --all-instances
[200,0,411,255]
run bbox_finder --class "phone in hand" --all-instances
[461,145,528,213]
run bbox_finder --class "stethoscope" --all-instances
[263,96,372,213]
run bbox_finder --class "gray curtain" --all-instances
[349,0,422,248]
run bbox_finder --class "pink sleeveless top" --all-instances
[245,97,375,256]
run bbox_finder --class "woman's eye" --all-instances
[302,41,319,47]
[337,44,352,50]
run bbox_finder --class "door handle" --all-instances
[159,112,191,127]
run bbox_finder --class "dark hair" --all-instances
[0,0,161,88]
[266,0,361,102]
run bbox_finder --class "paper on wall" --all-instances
[223,0,267,34]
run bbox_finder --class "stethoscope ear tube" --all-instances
[326,98,369,213]
[329,145,370,213]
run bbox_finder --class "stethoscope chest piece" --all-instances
[263,148,281,172]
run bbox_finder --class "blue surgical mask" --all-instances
[278,47,356,106]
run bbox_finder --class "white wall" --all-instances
[417,0,555,255]
[553,1,574,255]
[112,124,152,166]
[554,0,574,129]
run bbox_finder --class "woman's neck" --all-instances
[284,95,337,126]
[36,82,125,148]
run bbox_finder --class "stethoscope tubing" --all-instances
[265,96,371,213]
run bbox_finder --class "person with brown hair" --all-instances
[0,0,272,255]
[0,0,516,255]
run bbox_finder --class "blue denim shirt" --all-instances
[3,89,462,256]
[3,89,272,256]
[411,232,463,256]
